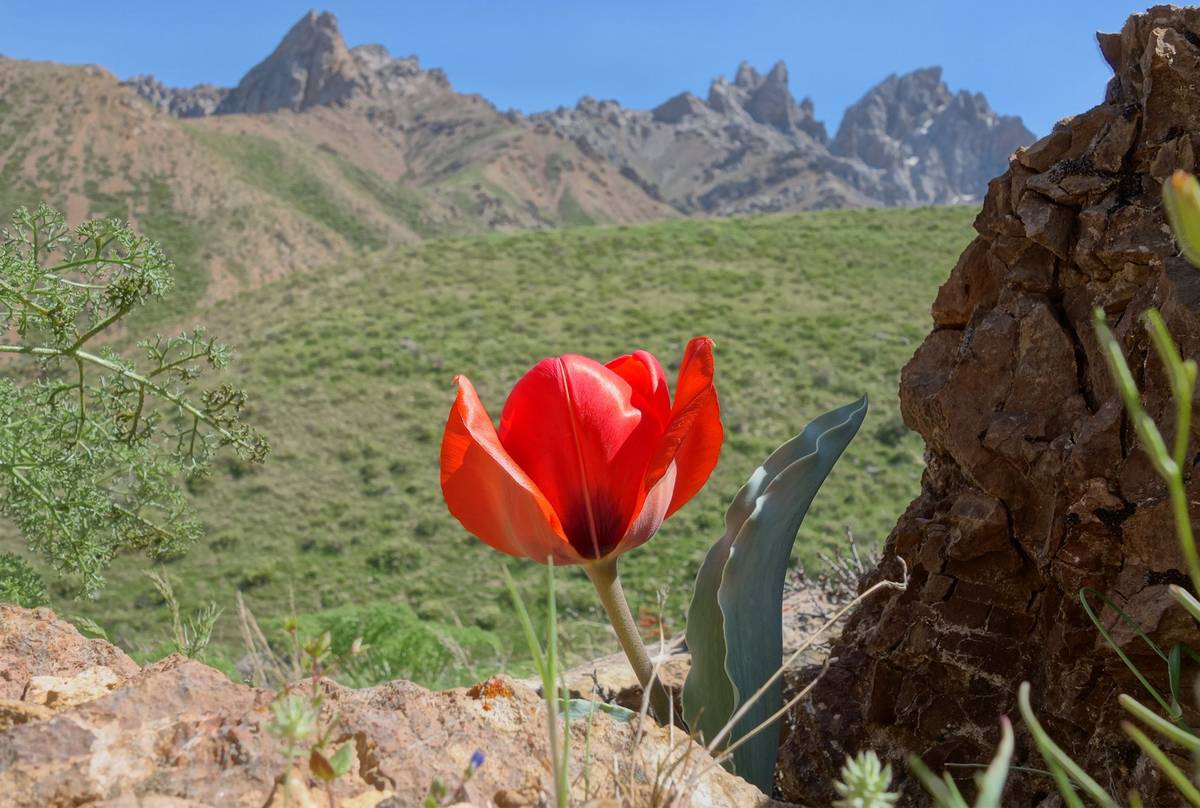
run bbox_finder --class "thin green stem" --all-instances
[0,342,255,454]
[1122,721,1200,806]
[69,306,128,351]
[46,256,140,274]
[73,357,85,444]
[545,560,568,808]
[1168,474,1200,595]
[584,556,672,722]
[0,279,53,319]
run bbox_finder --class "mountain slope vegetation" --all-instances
[7,206,977,684]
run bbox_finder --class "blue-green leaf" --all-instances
[566,698,637,723]
[683,396,868,791]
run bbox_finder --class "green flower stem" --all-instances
[1168,473,1200,594]
[584,557,673,721]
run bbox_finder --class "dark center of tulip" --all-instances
[561,492,626,560]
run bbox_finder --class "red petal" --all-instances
[440,376,580,564]
[649,337,723,517]
[606,350,672,435]
[499,355,661,559]
[612,462,676,557]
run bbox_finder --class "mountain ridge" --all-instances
[122,9,1033,212]
[0,9,1034,317]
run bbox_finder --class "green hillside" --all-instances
[21,206,976,685]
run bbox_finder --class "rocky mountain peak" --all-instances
[126,10,451,118]
[703,60,826,140]
[832,65,1033,202]
[216,9,362,114]
[745,59,813,136]
[349,43,393,73]
[121,74,228,118]
[651,91,707,124]
[117,10,1034,215]
[733,61,761,88]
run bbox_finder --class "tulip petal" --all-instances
[441,375,579,564]
[613,462,677,557]
[499,355,662,559]
[606,350,671,434]
[649,336,723,517]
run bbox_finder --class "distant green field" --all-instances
[20,206,977,686]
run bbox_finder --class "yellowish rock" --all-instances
[342,790,397,807]
[0,698,53,730]
[23,665,122,711]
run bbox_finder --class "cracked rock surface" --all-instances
[0,604,785,807]
[778,6,1200,805]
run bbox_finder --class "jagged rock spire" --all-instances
[217,10,363,114]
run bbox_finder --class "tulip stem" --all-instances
[584,557,673,723]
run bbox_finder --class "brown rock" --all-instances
[1017,192,1074,259]
[547,645,690,714]
[0,607,786,808]
[1017,127,1071,172]
[0,603,139,701]
[778,6,1200,805]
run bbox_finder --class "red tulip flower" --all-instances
[441,336,722,565]
[440,336,722,714]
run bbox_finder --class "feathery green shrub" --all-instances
[0,204,266,599]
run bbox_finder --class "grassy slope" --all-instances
[51,206,975,685]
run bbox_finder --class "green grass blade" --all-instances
[1122,721,1200,806]
[1171,585,1200,624]
[907,755,966,807]
[1079,587,1181,721]
[545,560,568,808]
[973,716,1014,808]
[1018,682,1119,808]
[502,566,546,680]
[1119,694,1200,752]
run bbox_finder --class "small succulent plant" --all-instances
[833,751,900,808]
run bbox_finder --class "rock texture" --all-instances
[533,62,1032,214]
[0,605,784,807]
[217,10,362,114]
[832,67,1034,205]
[120,75,227,117]
[778,6,1200,805]
[211,11,451,116]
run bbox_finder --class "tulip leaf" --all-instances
[566,698,637,723]
[683,396,868,791]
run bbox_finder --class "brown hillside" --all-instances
[0,58,362,310]
[0,50,670,314]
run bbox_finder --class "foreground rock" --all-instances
[0,605,784,807]
[779,5,1200,804]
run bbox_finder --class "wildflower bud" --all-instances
[1163,170,1200,268]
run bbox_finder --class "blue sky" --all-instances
[0,1,1150,136]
